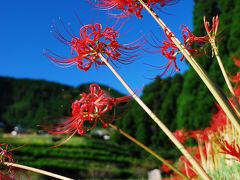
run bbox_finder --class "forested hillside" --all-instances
[0,77,122,129]
[177,0,240,129]
[0,75,183,160]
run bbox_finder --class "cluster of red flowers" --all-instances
[231,58,240,84]
[0,172,14,180]
[230,57,240,105]
[0,144,16,178]
[47,84,131,137]
[182,16,219,50]
[169,107,238,178]
[152,29,192,76]
[161,58,240,179]
[161,147,204,179]
[90,0,178,19]
[94,0,144,19]
[160,160,173,174]
[178,147,205,179]
[0,144,14,164]
[46,23,139,71]
[220,140,240,162]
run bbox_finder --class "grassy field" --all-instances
[0,134,154,179]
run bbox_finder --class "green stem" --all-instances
[109,124,189,179]
[4,162,73,180]
[209,38,240,117]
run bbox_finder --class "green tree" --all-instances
[176,0,240,130]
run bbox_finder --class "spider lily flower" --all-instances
[45,23,140,71]
[148,26,208,77]
[182,26,209,49]
[47,84,131,138]
[161,160,173,174]
[148,30,184,76]
[235,86,240,97]
[220,140,240,162]
[0,144,14,164]
[233,57,240,67]
[154,23,215,76]
[178,146,207,179]
[190,128,214,142]
[145,30,182,76]
[89,0,178,19]
[210,104,228,132]
[0,172,14,180]
[0,143,16,177]
[173,129,188,144]
[204,16,219,38]
[178,147,200,179]
[230,72,240,84]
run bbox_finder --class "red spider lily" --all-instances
[233,57,240,67]
[86,0,143,19]
[159,41,180,75]
[46,23,140,71]
[210,104,228,131]
[0,144,17,178]
[179,164,198,179]
[182,26,209,46]
[178,147,202,179]
[149,31,182,76]
[178,155,198,179]
[161,160,173,173]
[47,84,131,138]
[151,27,201,77]
[90,0,178,19]
[170,146,206,179]
[173,129,188,144]
[230,72,240,84]
[220,140,240,162]
[0,144,14,164]
[204,16,219,38]
[190,128,213,142]
[181,26,209,55]
[235,86,240,97]
[0,172,14,180]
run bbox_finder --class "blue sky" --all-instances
[0,0,194,94]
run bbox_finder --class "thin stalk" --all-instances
[98,53,210,180]
[137,0,240,133]
[4,162,73,180]
[209,39,240,117]
[109,123,188,179]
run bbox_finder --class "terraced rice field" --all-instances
[1,134,152,179]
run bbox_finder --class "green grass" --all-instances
[0,134,153,179]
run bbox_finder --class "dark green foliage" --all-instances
[227,1,240,55]
[115,75,183,159]
[0,78,14,120]
[176,0,240,130]
[176,0,220,130]
[0,77,122,129]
